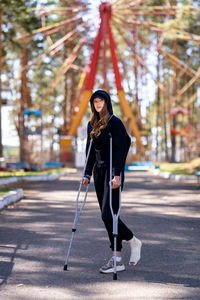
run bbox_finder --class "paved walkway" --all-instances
[0,171,199,300]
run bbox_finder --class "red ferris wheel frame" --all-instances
[68,2,144,150]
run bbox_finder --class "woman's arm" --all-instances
[111,175,120,189]
[109,117,130,176]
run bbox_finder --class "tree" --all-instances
[0,2,2,157]
[2,0,40,162]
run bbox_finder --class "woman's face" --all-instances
[93,97,105,113]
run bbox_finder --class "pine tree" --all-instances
[2,0,40,162]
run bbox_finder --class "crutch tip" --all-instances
[113,273,117,280]
[63,264,68,271]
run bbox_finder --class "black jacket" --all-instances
[85,90,131,177]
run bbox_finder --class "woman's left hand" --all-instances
[111,176,120,189]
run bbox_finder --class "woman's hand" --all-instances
[111,176,120,189]
[82,176,89,186]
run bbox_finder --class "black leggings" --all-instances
[93,163,133,251]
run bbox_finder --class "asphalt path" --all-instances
[0,171,199,300]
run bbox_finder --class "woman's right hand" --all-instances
[82,177,89,186]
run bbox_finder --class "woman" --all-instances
[82,89,142,274]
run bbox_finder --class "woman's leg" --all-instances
[94,165,141,269]
[93,164,106,211]
[100,168,133,251]
[94,165,121,250]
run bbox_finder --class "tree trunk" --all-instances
[170,42,178,161]
[0,4,3,157]
[156,51,161,161]
[62,46,68,132]
[19,37,28,162]
[163,95,169,161]
[70,67,75,116]
[69,6,76,130]
[162,60,169,161]
[61,1,69,133]
[132,29,142,130]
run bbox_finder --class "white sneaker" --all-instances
[99,258,125,274]
[129,236,142,266]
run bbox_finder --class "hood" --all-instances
[89,90,113,115]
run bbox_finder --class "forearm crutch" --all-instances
[63,140,93,271]
[109,134,121,280]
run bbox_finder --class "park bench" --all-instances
[44,162,63,169]
[6,162,31,171]
[196,171,200,185]
[125,162,152,171]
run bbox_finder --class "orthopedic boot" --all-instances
[129,236,142,266]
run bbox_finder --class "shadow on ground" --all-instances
[0,171,199,299]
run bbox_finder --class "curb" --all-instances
[0,170,73,187]
[0,170,77,211]
[151,170,196,181]
[20,171,68,182]
[0,177,19,186]
[0,189,24,211]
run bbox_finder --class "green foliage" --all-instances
[0,188,15,197]
[0,167,72,178]
[158,159,200,175]
[2,0,39,49]
[161,8,198,40]
[159,162,193,175]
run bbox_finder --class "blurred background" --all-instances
[0,0,199,174]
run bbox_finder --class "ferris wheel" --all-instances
[26,0,199,160]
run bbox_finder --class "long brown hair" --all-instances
[90,101,110,139]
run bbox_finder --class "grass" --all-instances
[0,188,14,197]
[158,162,195,176]
[0,167,76,179]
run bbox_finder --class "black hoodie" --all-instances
[89,89,113,116]
[85,90,131,179]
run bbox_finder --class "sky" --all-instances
[2,106,19,146]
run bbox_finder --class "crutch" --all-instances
[109,134,121,280]
[63,140,93,271]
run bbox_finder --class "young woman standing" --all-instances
[82,89,142,274]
